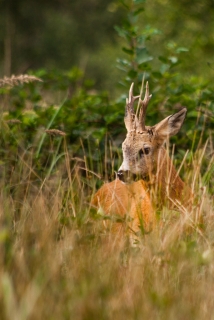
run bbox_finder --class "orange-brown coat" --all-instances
[91,179,154,235]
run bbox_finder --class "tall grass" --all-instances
[0,74,213,319]
[0,117,213,320]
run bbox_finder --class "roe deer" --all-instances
[92,82,192,237]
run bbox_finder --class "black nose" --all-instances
[117,170,137,183]
[117,170,126,182]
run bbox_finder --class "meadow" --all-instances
[0,73,213,320]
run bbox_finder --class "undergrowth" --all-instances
[0,109,213,319]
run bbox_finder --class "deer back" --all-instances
[91,179,154,235]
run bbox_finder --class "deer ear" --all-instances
[154,108,187,137]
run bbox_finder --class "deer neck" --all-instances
[150,147,192,210]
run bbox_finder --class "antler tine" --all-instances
[139,81,152,131]
[125,82,140,132]
[128,82,134,103]
[128,82,140,112]
[142,81,152,106]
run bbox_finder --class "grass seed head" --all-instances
[45,129,66,137]
[0,74,43,87]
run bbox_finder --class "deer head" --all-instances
[117,82,187,182]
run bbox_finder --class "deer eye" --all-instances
[138,147,150,158]
[144,147,150,155]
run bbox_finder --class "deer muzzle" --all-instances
[117,170,137,183]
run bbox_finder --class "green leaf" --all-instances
[137,35,146,46]
[160,64,170,74]
[136,47,153,64]
[143,26,162,37]
[128,70,138,78]
[114,25,127,38]
[168,56,178,64]
[116,59,131,67]
[122,47,134,55]
[187,111,199,118]
[176,47,189,53]
[133,7,144,16]
[152,71,162,79]
[159,56,168,63]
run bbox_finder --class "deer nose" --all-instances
[117,170,137,183]
[117,170,127,182]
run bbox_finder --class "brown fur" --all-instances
[149,147,193,210]
[91,179,154,235]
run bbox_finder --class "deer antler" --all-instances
[138,81,152,131]
[124,81,152,132]
[124,83,140,132]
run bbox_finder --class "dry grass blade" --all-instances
[0,74,42,87]
[6,119,22,124]
[45,129,66,137]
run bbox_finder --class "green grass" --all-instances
[0,132,213,320]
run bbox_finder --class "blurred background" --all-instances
[0,0,213,184]
[1,0,214,92]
